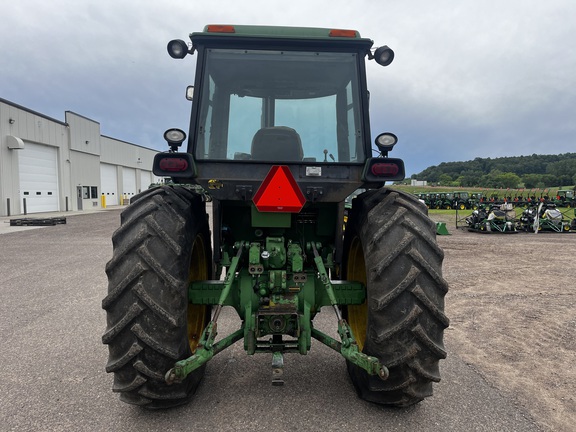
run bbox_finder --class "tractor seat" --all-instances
[251,126,303,161]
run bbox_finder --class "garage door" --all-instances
[122,167,137,201]
[19,142,59,213]
[100,163,119,206]
[140,171,152,192]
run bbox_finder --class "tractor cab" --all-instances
[154,25,404,202]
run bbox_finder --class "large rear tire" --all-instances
[343,188,449,406]
[102,185,212,408]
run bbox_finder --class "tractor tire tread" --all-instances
[344,187,448,407]
[102,185,210,408]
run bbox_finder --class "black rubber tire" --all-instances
[342,188,449,407]
[102,185,212,408]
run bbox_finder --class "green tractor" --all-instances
[554,189,575,208]
[441,193,455,210]
[102,25,448,409]
[427,193,442,209]
[452,191,471,210]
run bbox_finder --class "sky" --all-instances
[1,0,575,176]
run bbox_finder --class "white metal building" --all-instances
[0,98,160,216]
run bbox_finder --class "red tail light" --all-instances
[153,152,195,178]
[363,158,405,182]
[371,163,399,176]
[159,157,189,172]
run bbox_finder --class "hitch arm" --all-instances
[311,325,388,380]
[166,326,244,384]
[166,243,244,384]
[310,242,388,380]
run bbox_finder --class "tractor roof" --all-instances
[190,24,374,49]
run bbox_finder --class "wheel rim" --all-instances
[346,236,367,351]
[187,234,209,353]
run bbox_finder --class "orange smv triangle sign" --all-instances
[253,165,306,213]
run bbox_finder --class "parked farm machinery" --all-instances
[518,203,572,233]
[418,188,576,211]
[463,203,518,233]
[419,192,476,210]
[455,201,575,234]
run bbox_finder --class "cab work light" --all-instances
[373,45,395,67]
[167,39,190,59]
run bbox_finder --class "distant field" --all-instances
[390,184,575,197]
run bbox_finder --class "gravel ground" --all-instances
[431,210,575,432]
[0,208,549,431]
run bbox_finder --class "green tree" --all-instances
[541,174,558,187]
[413,153,576,185]
[547,158,576,178]
[458,170,484,187]
[522,174,542,189]
[494,172,521,189]
[479,170,503,188]
[438,173,453,186]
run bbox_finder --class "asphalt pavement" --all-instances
[0,208,543,431]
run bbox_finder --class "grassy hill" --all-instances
[410,153,576,189]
